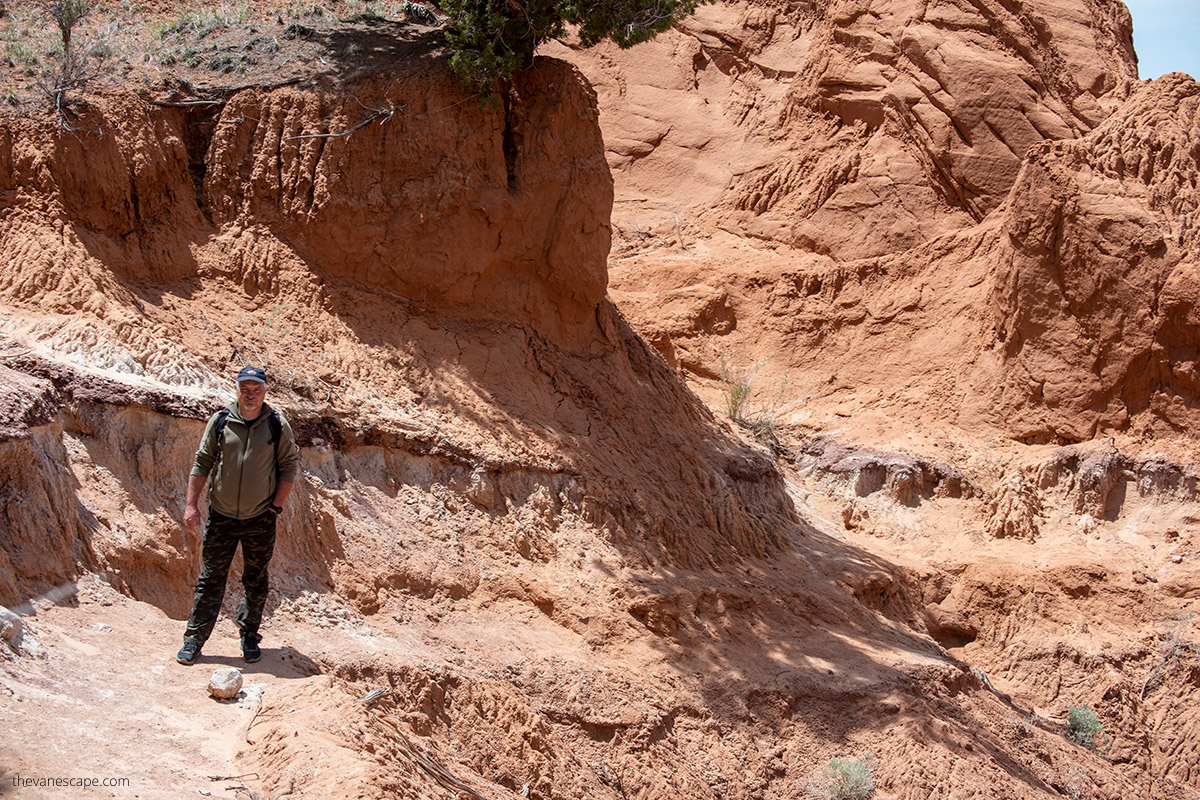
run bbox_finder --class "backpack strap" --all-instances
[268,411,281,446]
[211,408,232,467]
[268,411,282,483]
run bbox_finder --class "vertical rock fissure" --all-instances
[181,103,222,223]
[502,89,520,194]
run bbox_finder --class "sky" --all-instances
[1122,0,1200,80]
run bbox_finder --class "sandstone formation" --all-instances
[565,0,1199,443]
[1,57,609,347]
[982,75,1200,440]
[551,0,1138,256]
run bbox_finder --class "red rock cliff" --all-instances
[1,57,611,346]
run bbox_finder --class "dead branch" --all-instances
[394,729,487,800]
[285,98,401,141]
[151,98,225,107]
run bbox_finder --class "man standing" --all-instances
[177,366,300,666]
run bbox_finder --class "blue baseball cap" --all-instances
[237,365,267,384]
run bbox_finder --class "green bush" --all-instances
[808,752,875,800]
[718,352,793,449]
[438,0,707,94]
[1067,706,1104,750]
[718,353,765,420]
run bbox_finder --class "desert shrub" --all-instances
[41,0,90,52]
[718,352,793,449]
[3,6,48,71]
[281,0,327,19]
[5,33,41,70]
[32,0,107,111]
[719,352,763,421]
[1061,763,1089,800]
[205,52,245,73]
[340,0,384,22]
[807,752,875,800]
[160,3,252,39]
[1067,706,1105,750]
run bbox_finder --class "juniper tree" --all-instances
[438,0,706,95]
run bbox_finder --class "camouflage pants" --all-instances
[183,509,276,647]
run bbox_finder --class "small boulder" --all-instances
[208,667,243,699]
[0,607,45,660]
[0,606,22,651]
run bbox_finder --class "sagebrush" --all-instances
[1067,706,1107,751]
[806,752,875,800]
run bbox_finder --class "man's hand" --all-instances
[184,474,208,538]
[184,504,203,537]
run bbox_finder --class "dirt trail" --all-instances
[1,577,277,799]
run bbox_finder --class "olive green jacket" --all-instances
[191,402,300,520]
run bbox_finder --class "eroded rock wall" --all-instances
[554,0,1137,259]
[202,59,611,343]
[0,52,798,609]
[0,57,609,347]
[984,75,1200,440]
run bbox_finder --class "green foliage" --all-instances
[808,753,876,800]
[1067,706,1105,750]
[719,352,764,420]
[718,352,793,450]
[42,0,91,51]
[438,0,706,94]
[159,3,252,39]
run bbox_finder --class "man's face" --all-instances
[238,380,267,416]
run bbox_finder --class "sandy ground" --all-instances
[0,576,324,800]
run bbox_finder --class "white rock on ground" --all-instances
[0,606,42,658]
[208,667,243,699]
[0,606,23,650]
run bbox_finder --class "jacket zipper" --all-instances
[235,417,245,515]
[226,412,266,519]
[235,415,261,517]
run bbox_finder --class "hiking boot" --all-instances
[241,636,261,663]
[176,641,201,665]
